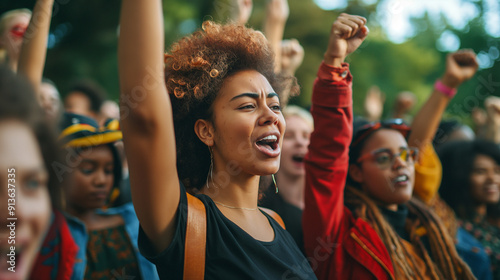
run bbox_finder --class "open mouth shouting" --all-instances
[392,173,410,187]
[255,132,280,157]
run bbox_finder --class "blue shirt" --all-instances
[65,203,159,280]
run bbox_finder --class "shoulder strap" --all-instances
[259,207,286,229]
[184,193,207,280]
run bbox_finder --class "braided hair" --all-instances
[345,187,475,279]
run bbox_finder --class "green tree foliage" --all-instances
[2,0,498,126]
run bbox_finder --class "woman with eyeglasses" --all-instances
[303,13,477,280]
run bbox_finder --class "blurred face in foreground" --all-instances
[0,121,50,280]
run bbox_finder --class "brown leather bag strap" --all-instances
[259,207,286,229]
[183,193,207,280]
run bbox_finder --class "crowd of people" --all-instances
[0,0,499,279]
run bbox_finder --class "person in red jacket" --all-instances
[303,13,475,280]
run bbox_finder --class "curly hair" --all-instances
[166,21,297,191]
[438,139,500,221]
[66,79,107,114]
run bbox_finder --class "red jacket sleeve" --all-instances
[303,62,352,256]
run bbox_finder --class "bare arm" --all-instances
[481,96,500,144]
[17,0,54,93]
[408,50,478,151]
[118,0,179,253]
[263,0,289,73]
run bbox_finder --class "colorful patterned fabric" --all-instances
[460,215,500,279]
[30,209,79,280]
[84,224,142,280]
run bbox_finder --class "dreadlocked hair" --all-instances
[165,21,298,192]
[345,186,475,280]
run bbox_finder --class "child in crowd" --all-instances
[58,112,158,280]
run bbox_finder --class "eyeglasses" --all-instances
[357,147,419,169]
[352,119,410,148]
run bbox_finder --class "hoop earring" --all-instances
[206,148,214,188]
[272,174,278,193]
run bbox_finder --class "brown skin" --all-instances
[64,145,123,230]
[469,154,500,215]
[408,50,478,157]
[324,13,368,67]
[64,91,97,119]
[349,129,415,211]
[197,69,285,242]
[118,0,286,252]
[17,0,54,93]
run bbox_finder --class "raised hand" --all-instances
[263,0,289,73]
[441,50,478,88]
[485,96,500,126]
[280,39,304,75]
[364,86,385,121]
[233,0,253,25]
[325,13,368,67]
[266,0,289,24]
[393,91,416,118]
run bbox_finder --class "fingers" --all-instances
[281,39,304,55]
[333,13,367,39]
[449,49,478,69]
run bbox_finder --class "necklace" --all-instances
[214,201,258,211]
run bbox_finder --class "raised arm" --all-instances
[231,0,253,25]
[303,13,367,253]
[263,0,289,73]
[17,0,54,93]
[409,50,478,203]
[118,0,179,253]
[408,50,478,151]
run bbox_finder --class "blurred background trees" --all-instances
[2,0,499,123]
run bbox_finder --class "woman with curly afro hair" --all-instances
[117,1,315,279]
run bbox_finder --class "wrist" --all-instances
[440,74,460,89]
[323,54,344,67]
[434,80,457,98]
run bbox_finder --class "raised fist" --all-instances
[441,50,479,88]
[280,39,304,75]
[324,13,368,67]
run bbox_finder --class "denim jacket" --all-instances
[65,203,158,280]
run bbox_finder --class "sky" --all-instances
[314,0,500,45]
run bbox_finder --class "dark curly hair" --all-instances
[438,139,500,221]
[66,79,107,114]
[166,21,297,191]
[0,65,62,209]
